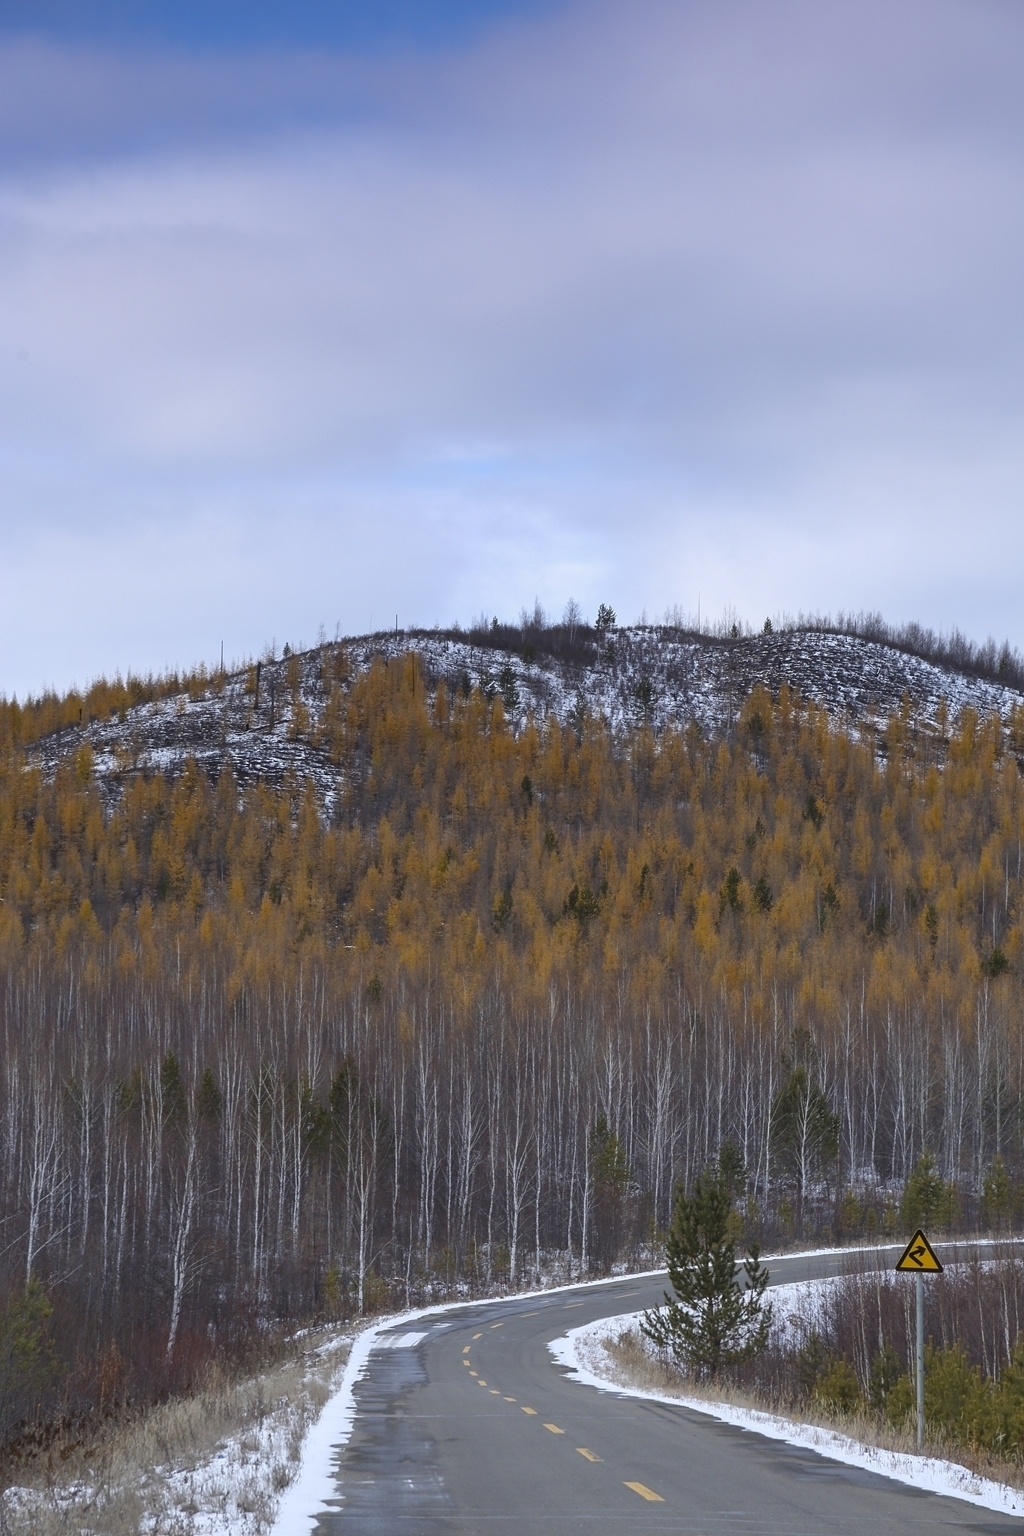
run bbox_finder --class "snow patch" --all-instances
[373,1330,427,1350]
[549,1306,1024,1520]
[269,1244,1023,1532]
[29,626,1024,812]
[267,1269,665,1535]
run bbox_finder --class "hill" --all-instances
[2,616,1024,1452]
[21,620,1024,804]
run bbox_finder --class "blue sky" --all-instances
[0,0,553,51]
[2,0,1023,697]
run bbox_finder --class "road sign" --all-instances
[896,1228,942,1451]
[895,1229,943,1273]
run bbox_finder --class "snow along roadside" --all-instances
[549,1303,1024,1521]
[268,1266,669,1536]
[268,1240,1020,1534]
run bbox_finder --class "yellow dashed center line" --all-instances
[564,1302,584,1308]
[477,1379,487,1386]
[521,1406,537,1415]
[490,1321,503,1328]
[490,1389,500,1394]
[625,1482,664,1503]
[543,1423,565,1435]
[503,1396,516,1403]
[576,1448,602,1462]
[462,1345,471,1354]
[520,1309,539,1316]
[473,1332,483,1339]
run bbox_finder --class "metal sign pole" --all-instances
[895,1226,941,1454]
[916,1269,925,1452]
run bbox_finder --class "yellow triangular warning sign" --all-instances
[895,1229,943,1273]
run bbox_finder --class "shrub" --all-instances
[813,1358,862,1417]
[0,1280,58,1443]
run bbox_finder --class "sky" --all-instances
[2,0,1023,698]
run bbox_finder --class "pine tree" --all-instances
[499,663,520,714]
[590,1115,632,1268]
[982,1154,1015,1230]
[771,1058,840,1232]
[641,1170,771,1378]
[0,1280,57,1441]
[900,1149,944,1230]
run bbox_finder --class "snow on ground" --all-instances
[550,1296,1024,1521]
[270,1247,1024,1532]
[266,1249,895,1533]
[0,1329,355,1536]
[7,1251,1017,1532]
[27,624,1024,811]
[131,1333,349,1536]
[269,1269,666,1536]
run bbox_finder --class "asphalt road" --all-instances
[313,1247,1023,1535]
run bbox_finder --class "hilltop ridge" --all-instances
[24,622,1024,806]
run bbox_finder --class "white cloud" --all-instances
[2,0,1023,694]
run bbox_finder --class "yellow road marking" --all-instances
[625,1482,664,1503]
[504,1396,516,1402]
[577,1448,602,1462]
[543,1423,565,1435]
[490,1321,503,1328]
[477,1379,487,1386]
[462,1345,471,1354]
[564,1302,584,1308]
[520,1309,539,1316]
[469,1370,478,1377]
[462,1360,471,1368]
[521,1406,537,1415]
[490,1389,500,1394]
[473,1332,483,1339]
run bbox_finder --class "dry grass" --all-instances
[0,1327,353,1536]
[600,1327,1024,1496]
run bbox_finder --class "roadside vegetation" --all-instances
[621,1247,1024,1482]
[0,1324,352,1535]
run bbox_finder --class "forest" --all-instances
[2,648,1024,1445]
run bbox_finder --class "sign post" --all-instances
[915,1269,924,1450]
[895,1228,943,1451]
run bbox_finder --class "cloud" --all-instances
[2,0,1023,695]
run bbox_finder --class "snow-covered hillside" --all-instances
[27,625,1024,806]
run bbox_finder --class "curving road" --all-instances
[313,1248,1023,1534]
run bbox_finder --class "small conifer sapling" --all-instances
[641,1169,771,1379]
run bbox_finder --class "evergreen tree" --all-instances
[717,1138,747,1200]
[633,676,655,725]
[900,1149,944,1230]
[771,1059,840,1232]
[161,1051,187,1126]
[641,1170,771,1378]
[982,1154,1015,1231]
[590,1115,632,1268]
[499,662,520,713]
[196,1067,223,1122]
[0,1281,56,1441]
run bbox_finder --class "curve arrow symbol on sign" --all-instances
[895,1228,943,1273]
